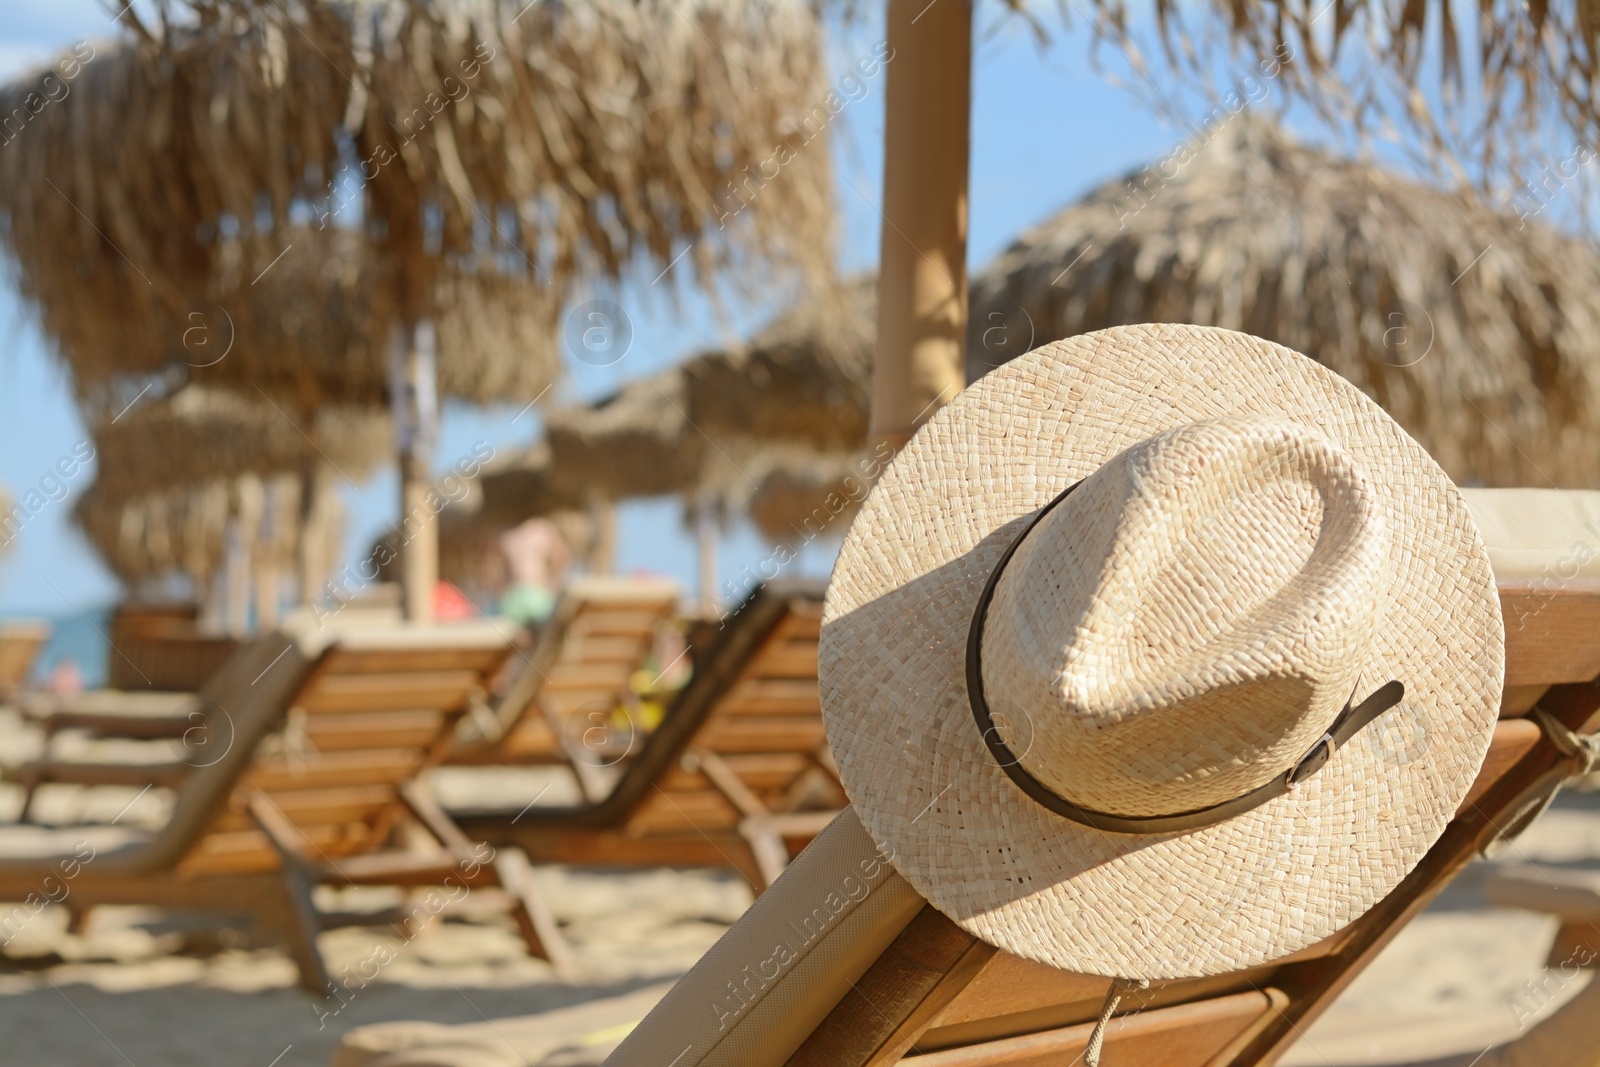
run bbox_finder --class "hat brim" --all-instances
[819,324,1503,978]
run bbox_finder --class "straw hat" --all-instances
[820,323,1504,978]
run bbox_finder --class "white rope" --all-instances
[1084,977,1149,1067]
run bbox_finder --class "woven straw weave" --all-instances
[819,323,1503,978]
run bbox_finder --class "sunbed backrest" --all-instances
[622,589,838,838]
[606,809,922,1067]
[584,580,834,828]
[491,577,680,762]
[176,625,510,877]
[137,631,316,871]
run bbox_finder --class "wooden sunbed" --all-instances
[453,580,845,892]
[22,597,403,743]
[448,575,682,803]
[0,620,49,702]
[599,487,1600,1067]
[0,623,573,992]
[104,602,239,691]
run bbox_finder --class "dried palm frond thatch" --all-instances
[92,385,391,499]
[0,0,833,401]
[685,277,874,453]
[473,443,587,531]
[967,118,1600,488]
[73,472,343,592]
[543,368,710,501]
[1060,0,1600,200]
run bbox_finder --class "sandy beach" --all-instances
[1,684,1596,1067]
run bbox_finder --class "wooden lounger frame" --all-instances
[457,580,844,891]
[781,578,1600,1066]
[448,578,681,803]
[0,629,571,993]
[0,621,50,702]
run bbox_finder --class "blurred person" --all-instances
[44,658,84,699]
[496,518,569,629]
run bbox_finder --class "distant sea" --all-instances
[3,607,110,688]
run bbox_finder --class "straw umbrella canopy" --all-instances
[91,384,391,498]
[684,278,874,454]
[863,0,1600,461]
[0,0,833,402]
[967,118,1600,488]
[29,232,562,418]
[0,0,836,618]
[74,472,344,600]
[542,368,711,503]
[78,385,387,616]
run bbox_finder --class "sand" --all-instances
[2,701,1597,1066]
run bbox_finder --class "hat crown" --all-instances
[981,417,1389,818]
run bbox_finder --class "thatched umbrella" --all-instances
[74,472,344,624]
[0,0,835,619]
[863,0,1597,461]
[0,2,831,355]
[91,385,390,498]
[79,386,387,622]
[684,278,874,454]
[543,368,710,503]
[968,118,1600,488]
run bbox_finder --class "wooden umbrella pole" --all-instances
[392,320,441,623]
[695,488,720,614]
[869,0,974,455]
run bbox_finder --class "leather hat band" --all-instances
[965,480,1405,836]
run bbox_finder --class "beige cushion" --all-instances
[604,808,923,1067]
[1461,488,1600,582]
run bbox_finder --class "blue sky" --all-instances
[0,2,1274,620]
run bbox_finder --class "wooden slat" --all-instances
[178,823,368,876]
[725,678,822,714]
[776,605,824,638]
[754,642,823,678]
[1499,581,1600,686]
[257,783,396,823]
[303,710,447,750]
[247,749,424,791]
[297,670,479,713]
[625,789,742,834]
[316,648,504,675]
[927,955,1110,1031]
[699,715,828,754]
[544,662,636,689]
[553,635,654,664]
[570,608,673,637]
[543,689,628,715]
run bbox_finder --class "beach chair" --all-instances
[452,580,844,893]
[0,623,573,993]
[22,595,403,733]
[0,620,50,702]
[87,601,241,691]
[17,602,403,815]
[449,575,682,803]
[597,486,1600,1067]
